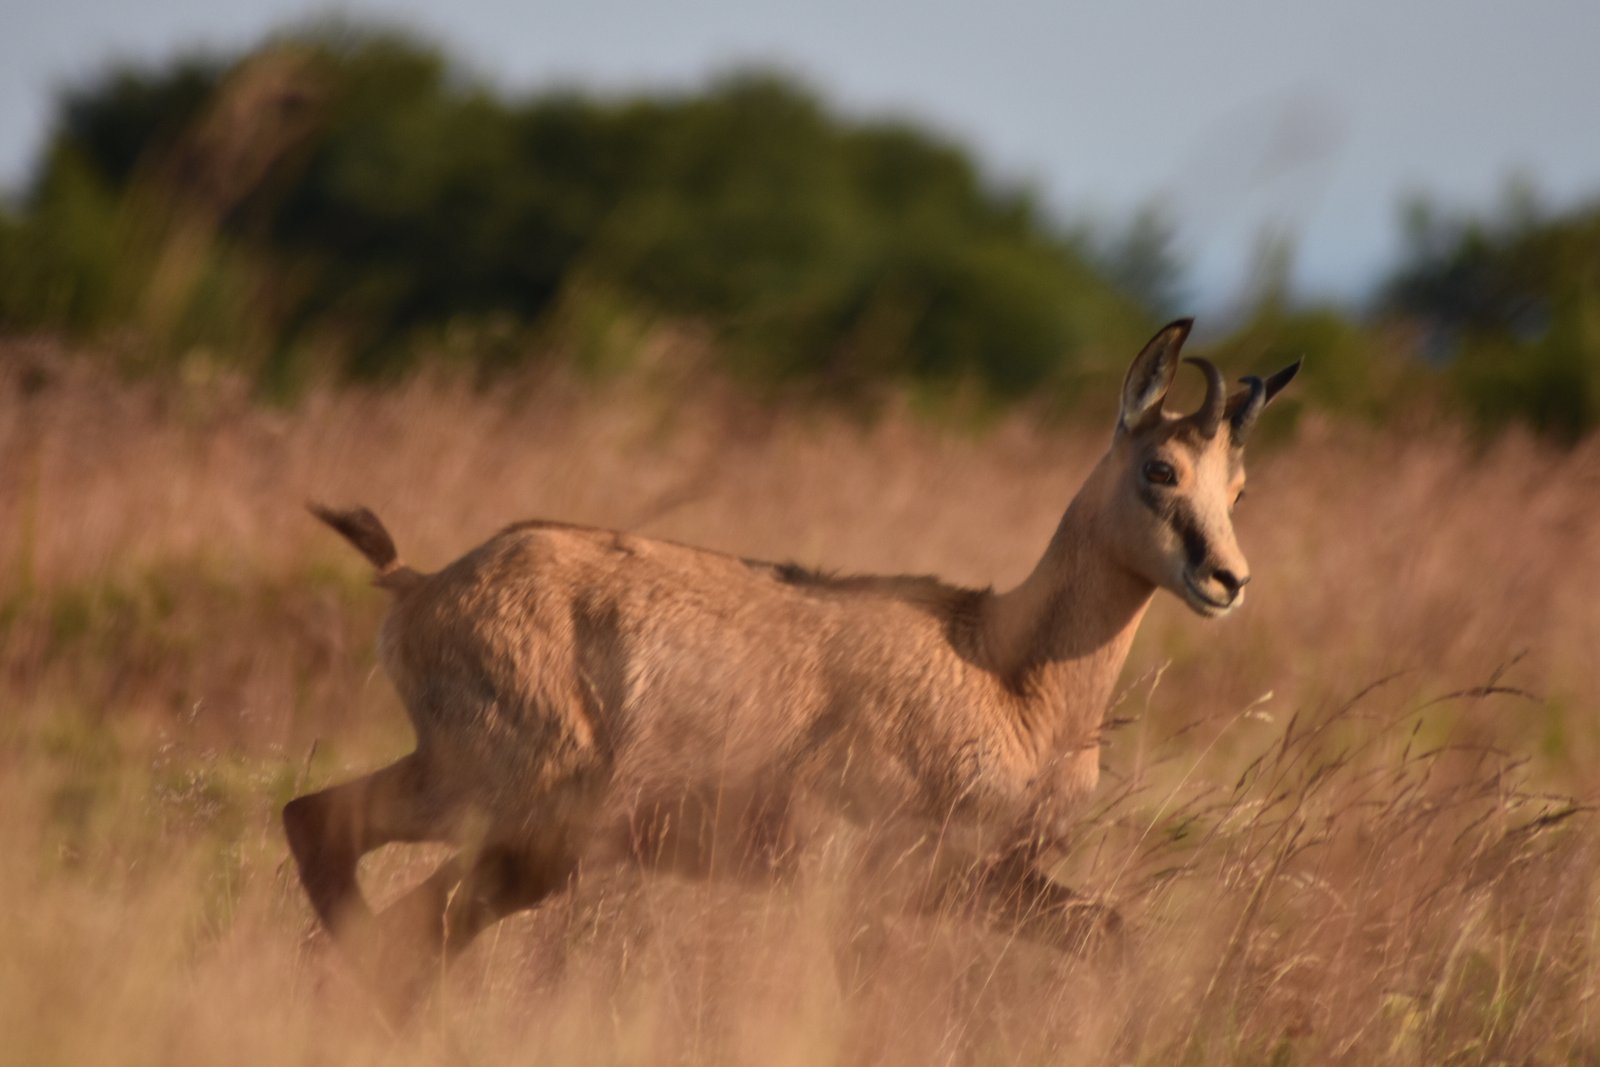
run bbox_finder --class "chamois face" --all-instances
[1106,320,1299,618]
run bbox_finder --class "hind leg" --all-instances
[283,752,454,943]
[385,845,574,958]
[367,845,576,1016]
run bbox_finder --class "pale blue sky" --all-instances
[2,0,1596,312]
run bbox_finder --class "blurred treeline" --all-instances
[1,24,1597,437]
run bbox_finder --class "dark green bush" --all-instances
[1380,191,1600,440]
[0,26,1149,398]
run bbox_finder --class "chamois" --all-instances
[283,319,1298,1004]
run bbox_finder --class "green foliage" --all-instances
[6,21,1598,439]
[0,60,270,365]
[0,147,124,331]
[0,26,1149,398]
[1381,187,1600,440]
[56,56,225,191]
[1214,301,1419,430]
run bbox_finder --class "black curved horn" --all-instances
[1184,357,1226,438]
[1229,374,1267,440]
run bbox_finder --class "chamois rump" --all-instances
[283,319,1298,1003]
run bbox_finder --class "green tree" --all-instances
[1381,186,1600,440]
[1,25,1151,399]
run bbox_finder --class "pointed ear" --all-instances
[1120,319,1192,433]
[1262,359,1302,403]
[1226,358,1303,442]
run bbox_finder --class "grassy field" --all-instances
[3,339,1599,1064]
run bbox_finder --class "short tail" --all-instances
[308,503,422,592]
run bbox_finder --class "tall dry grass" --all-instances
[2,339,1599,1064]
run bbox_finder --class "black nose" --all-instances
[1213,568,1250,600]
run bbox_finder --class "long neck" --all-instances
[981,454,1156,749]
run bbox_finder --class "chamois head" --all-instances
[1103,319,1299,618]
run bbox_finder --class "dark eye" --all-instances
[1143,460,1177,486]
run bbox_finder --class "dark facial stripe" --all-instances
[1136,481,1169,515]
[1169,499,1210,570]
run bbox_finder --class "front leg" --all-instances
[839,825,1123,984]
[959,742,1122,955]
[962,848,1124,960]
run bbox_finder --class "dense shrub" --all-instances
[1380,191,1600,441]
[0,27,1150,398]
[3,23,1596,439]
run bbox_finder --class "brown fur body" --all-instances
[375,508,1126,867]
[282,321,1299,1011]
